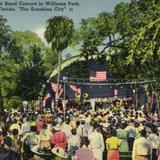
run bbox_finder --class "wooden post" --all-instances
[135,86,138,110]
[155,92,160,117]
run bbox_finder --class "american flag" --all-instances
[90,71,107,82]
[58,88,64,97]
[43,93,51,107]
[69,84,81,93]
[51,82,57,92]
[55,88,64,99]
[44,92,51,100]
[51,82,63,99]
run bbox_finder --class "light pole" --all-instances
[63,77,68,100]
[133,86,138,110]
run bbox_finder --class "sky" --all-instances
[0,0,130,57]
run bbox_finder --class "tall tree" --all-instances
[45,16,74,97]
[12,31,54,100]
[108,0,160,79]
[0,16,18,113]
[15,45,46,100]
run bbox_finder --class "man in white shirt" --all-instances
[68,128,80,158]
[132,129,151,160]
[125,119,137,151]
[147,126,159,160]
[76,121,83,137]
[21,117,31,134]
[61,118,72,139]
[88,123,104,160]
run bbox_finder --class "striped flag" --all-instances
[114,89,118,96]
[58,88,64,97]
[44,92,51,100]
[43,92,51,107]
[50,82,64,99]
[55,87,64,99]
[90,71,106,82]
[51,82,57,92]
[69,84,81,93]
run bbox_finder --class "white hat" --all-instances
[31,145,44,155]
[57,118,62,123]
[54,124,62,131]
[102,122,110,128]
[138,126,144,132]
[52,147,68,159]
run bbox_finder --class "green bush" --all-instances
[4,96,22,110]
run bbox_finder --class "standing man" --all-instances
[132,129,151,160]
[147,126,159,160]
[88,123,104,160]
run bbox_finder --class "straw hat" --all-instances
[45,114,52,118]
[79,114,85,119]
[31,122,36,126]
[52,147,68,159]
[31,145,44,155]
[57,118,62,123]
[138,126,144,132]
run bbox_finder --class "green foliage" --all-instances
[4,96,22,110]
[42,47,58,73]
[12,31,45,62]
[45,16,74,52]
[1,0,160,110]
[15,45,46,100]
[0,19,57,110]
[0,16,13,53]
[106,0,160,80]
[11,31,57,101]
[65,61,89,80]
[0,16,19,112]
[73,15,113,60]
[45,16,75,92]
[72,0,160,82]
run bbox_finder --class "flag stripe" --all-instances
[114,89,118,96]
[58,88,64,97]
[43,93,51,107]
[69,84,81,93]
[44,93,51,100]
[51,82,57,92]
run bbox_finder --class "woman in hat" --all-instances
[106,129,121,160]
[11,129,22,155]
[50,124,67,149]
[116,122,129,152]
[52,147,68,160]
[39,124,52,150]
[74,137,94,160]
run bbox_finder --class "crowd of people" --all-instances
[0,97,159,160]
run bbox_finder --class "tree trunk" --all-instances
[135,87,138,110]
[56,51,62,106]
[155,92,160,117]
[0,85,4,120]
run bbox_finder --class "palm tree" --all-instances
[45,16,74,100]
